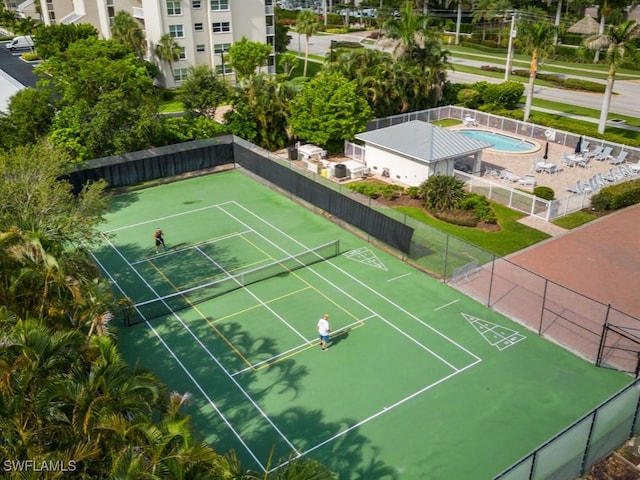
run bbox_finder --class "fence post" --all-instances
[580,411,599,477]
[596,322,609,368]
[630,380,640,437]
[443,234,450,280]
[487,254,496,307]
[538,279,548,335]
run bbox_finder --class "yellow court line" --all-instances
[254,323,365,372]
[212,286,312,324]
[145,261,254,369]
[235,234,361,322]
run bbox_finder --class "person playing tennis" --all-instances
[317,314,331,351]
[154,228,167,253]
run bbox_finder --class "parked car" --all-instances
[6,36,34,50]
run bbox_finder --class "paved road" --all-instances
[0,40,40,112]
[292,31,640,118]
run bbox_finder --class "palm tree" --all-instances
[296,10,320,77]
[381,1,431,59]
[492,0,513,47]
[585,19,640,134]
[518,12,555,122]
[155,33,182,84]
[443,0,472,45]
[472,0,496,43]
[111,11,147,60]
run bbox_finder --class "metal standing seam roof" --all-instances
[355,120,493,163]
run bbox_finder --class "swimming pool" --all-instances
[457,129,539,154]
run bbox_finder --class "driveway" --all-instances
[0,40,40,112]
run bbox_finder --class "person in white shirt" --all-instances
[317,314,331,351]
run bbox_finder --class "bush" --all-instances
[482,81,524,110]
[592,179,640,210]
[347,181,403,199]
[533,186,555,201]
[406,186,421,199]
[433,209,477,227]
[459,193,497,224]
[457,88,483,109]
[590,191,613,211]
[562,78,606,93]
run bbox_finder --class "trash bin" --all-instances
[287,147,298,160]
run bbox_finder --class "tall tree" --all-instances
[585,19,640,134]
[296,9,320,76]
[178,65,228,117]
[381,0,431,59]
[288,72,373,153]
[227,36,272,80]
[518,10,555,122]
[155,33,182,84]
[110,11,147,60]
[472,0,497,43]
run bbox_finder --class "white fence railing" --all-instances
[361,106,640,220]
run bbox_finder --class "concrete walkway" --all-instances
[517,215,568,237]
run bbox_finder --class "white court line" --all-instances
[104,200,236,233]
[88,247,265,471]
[227,201,481,364]
[100,234,297,469]
[270,359,481,473]
[231,315,376,377]
[195,245,310,344]
[387,273,411,282]
[217,204,461,371]
[130,230,252,265]
[434,299,460,311]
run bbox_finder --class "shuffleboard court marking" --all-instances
[217,204,466,371]
[227,201,482,365]
[343,246,388,271]
[104,200,236,233]
[387,273,412,282]
[462,313,526,351]
[434,299,460,311]
[89,242,268,472]
[99,234,298,467]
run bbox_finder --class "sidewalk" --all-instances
[517,215,568,237]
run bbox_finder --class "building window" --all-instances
[169,25,184,38]
[213,42,231,54]
[179,47,186,60]
[196,44,206,53]
[174,68,189,82]
[167,0,181,15]
[215,64,232,75]
[210,0,229,11]
[212,22,230,33]
[192,0,201,8]
[194,22,203,31]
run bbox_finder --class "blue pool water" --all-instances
[457,129,538,153]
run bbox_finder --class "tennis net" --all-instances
[124,240,340,326]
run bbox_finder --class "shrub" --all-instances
[457,88,483,109]
[590,191,613,211]
[459,193,497,224]
[597,179,640,210]
[406,186,421,199]
[482,81,524,110]
[533,186,554,201]
[433,209,477,227]
[419,175,466,211]
[562,78,606,93]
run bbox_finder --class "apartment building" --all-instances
[9,0,274,87]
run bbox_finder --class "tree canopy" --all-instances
[227,36,272,80]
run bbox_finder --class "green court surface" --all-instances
[94,171,631,479]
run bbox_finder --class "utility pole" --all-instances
[504,11,517,82]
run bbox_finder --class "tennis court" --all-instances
[93,171,631,479]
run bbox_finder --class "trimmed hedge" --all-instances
[590,179,640,211]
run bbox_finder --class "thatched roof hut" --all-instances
[567,15,600,35]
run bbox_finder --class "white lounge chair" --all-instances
[463,114,478,127]
[609,151,628,165]
[595,146,613,161]
[584,145,604,160]
[629,161,640,173]
[517,174,537,187]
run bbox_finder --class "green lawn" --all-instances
[395,202,550,257]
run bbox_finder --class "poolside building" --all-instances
[355,120,492,187]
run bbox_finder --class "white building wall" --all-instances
[365,145,455,187]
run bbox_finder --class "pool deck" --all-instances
[449,125,619,199]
